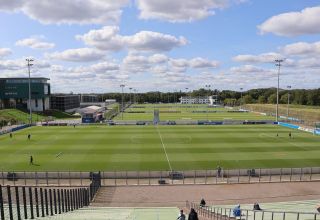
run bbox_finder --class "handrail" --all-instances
[207,205,319,215]
[187,201,320,220]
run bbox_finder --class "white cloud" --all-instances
[122,54,151,73]
[121,53,219,75]
[91,62,119,73]
[77,26,187,52]
[124,31,187,52]
[230,65,266,73]
[258,6,320,36]
[233,52,284,63]
[0,0,23,11]
[189,57,219,68]
[0,0,129,25]
[47,48,105,62]
[148,54,168,64]
[16,36,55,49]
[0,48,12,58]
[0,58,51,71]
[169,58,189,72]
[169,57,219,69]
[76,26,123,51]
[136,0,243,22]
[295,58,320,68]
[281,41,320,56]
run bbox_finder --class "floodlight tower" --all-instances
[26,58,34,125]
[120,84,125,120]
[275,59,284,122]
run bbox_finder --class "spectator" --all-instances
[200,198,206,207]
[317,205,320,213]
[188,208,199,220]
[253,202,262,210]
[177,209,186,220]
[233,204,241,217]
[217,165,222,177]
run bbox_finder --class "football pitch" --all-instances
[0,125,319,171]
[113,104,273,121]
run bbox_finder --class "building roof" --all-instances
[78,105,104,114]
[86,105,102,110]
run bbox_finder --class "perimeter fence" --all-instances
[1,167,319,187]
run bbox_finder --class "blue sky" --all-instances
[0,0,319,93]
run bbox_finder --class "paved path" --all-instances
[92,182,320,207]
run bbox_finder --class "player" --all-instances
[28,134,31,140]
[30,156,33,165]
[289,132,292,139]
[10,133,12,138]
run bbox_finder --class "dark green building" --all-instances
[0,77,50,111]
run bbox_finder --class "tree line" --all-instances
[97,88,320,106]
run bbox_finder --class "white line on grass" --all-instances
[155,126,173,171]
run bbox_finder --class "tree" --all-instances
[280,93,289,104]
[243,94,253,104]
[268,94,277,104]
[258,95,266,104]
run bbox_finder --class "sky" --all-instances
[0,0,320,93]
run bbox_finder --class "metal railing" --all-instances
[0,173,101,219]
[0,185,90,220]
[186,201,320,220]
[1,167,320,186]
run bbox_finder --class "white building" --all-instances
[180,95,218,105]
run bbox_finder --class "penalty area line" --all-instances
[155,125,173,171]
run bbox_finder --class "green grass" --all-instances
[116,104,273,121]
[115,112,273,121]
[0,125,319,171]
[0,109,46,124]
[0,109,79,124]
[47,110,79,119]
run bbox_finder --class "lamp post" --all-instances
[275,59,284,122]
[26,58,34,125]
[287,85,291,120]
[120,84,125,120]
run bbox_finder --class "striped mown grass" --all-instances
[0,125,319,171]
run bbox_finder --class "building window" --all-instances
[35,99,38,108]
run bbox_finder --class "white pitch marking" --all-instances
[155,126,173,171]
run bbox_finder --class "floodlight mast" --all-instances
[275,59,284,123]
[26,58,34,125]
